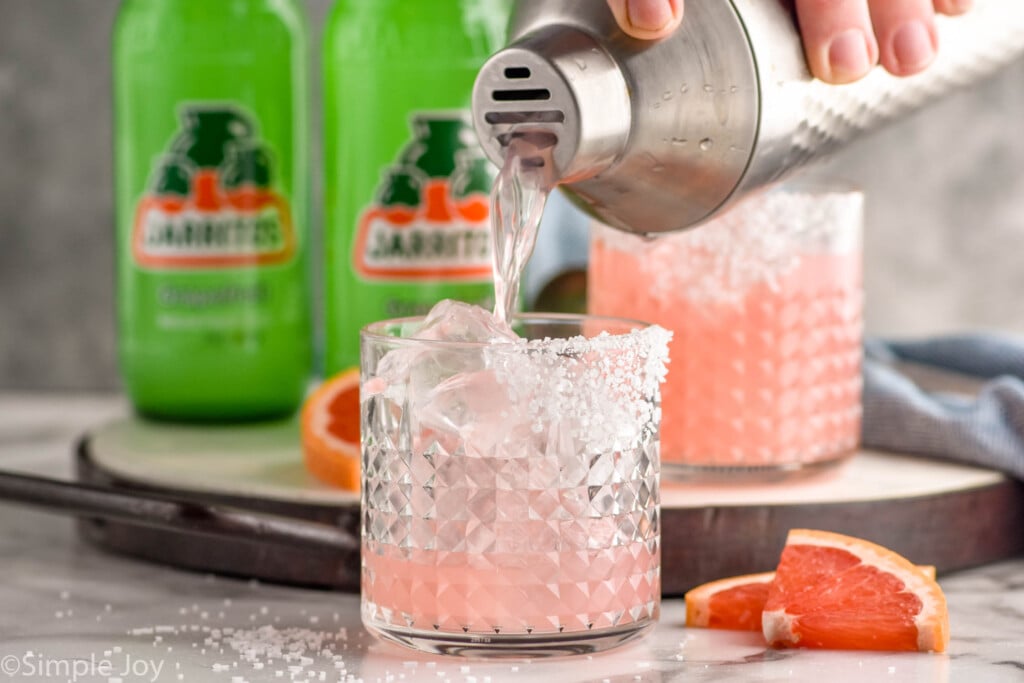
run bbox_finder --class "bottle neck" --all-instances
[124,0,297,20]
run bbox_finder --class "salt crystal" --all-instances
[60,591,70,600]
[105,604,112,612]
[260,606,269,615]
[54,611,64,619]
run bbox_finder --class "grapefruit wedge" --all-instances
[685,565,937,632]
[301,368,361,491]
[686,572,775,631]
[762,529,949,652]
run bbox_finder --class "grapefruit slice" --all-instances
[685,566,937,632]
[301,368,361,491]
[762,529,949,652]
[686,571,774,631]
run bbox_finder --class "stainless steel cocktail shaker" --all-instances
[471,0,1024,235]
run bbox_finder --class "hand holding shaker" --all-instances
[471,0,1024,235]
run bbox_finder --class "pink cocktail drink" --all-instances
[359,302,670,656]
[363,513,659,635]
[589,186,863,472]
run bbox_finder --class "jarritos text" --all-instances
[353,113,494,281]
[133,105,296,269]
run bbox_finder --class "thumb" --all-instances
[606,0,684,40]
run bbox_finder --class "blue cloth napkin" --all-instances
[863,334,1024,479]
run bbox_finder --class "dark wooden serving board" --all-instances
[77,417,1024,595]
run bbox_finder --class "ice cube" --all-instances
[373,300,520,403]
[409,300,519,344]
[413,369,515,458]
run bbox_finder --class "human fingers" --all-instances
[932,0,972,17]
[606,0,684,41]
[795,0,880,84]
[868,0,939,76]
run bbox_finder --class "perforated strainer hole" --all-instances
[503,67,532,79]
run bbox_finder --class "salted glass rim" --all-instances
[359,311,657,351]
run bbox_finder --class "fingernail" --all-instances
[892,21,936,72]
[827,29,872,81]
[945,0,972,14]
[626,0,674,32]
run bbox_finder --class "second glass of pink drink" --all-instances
[589,184,864,476]
[359,302,670,656]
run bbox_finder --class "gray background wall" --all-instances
[1,0,1022,391]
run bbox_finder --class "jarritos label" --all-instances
[133,105,295,269]
[353,112,494,282]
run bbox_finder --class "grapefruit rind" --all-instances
[762,529,949,653]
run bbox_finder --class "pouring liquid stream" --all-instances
[489,131,558,326]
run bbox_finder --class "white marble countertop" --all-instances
[1,393,1023,683]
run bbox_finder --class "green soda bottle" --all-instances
[322,0,509,373]
[114,0,311,420]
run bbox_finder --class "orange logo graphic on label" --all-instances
[353,113,494,282]
[133,106,295,269]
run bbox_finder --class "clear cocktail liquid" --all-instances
[359,135,668,655]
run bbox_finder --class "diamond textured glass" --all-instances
[589,183,863,479]
[360,313,670,657]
